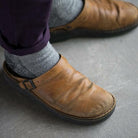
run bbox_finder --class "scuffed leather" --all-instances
[3,56,116,119]
[50,0,138,32]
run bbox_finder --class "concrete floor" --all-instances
[0,0,138,138]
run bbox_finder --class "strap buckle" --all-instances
[23,79,36,90]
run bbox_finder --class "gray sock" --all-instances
[49,0,83,28]
[5,42,59,79]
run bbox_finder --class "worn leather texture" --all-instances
[3,55,116,119]
[50,0,138,32]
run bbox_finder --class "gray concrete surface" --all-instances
[0,0,138,138]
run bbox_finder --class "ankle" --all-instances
[5,42,59,78]
[49,0,83,27]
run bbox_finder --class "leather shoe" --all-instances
[50,0,138,43]
[3,55,116,124]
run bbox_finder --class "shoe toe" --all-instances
[69,83,116,119]
[120,2,138,27]
[87,84,115,119]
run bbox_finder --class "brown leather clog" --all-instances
[3,55,116,124]
[50,0,138,42]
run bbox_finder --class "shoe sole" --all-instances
[3,70,116,125]
[50,20,138,43]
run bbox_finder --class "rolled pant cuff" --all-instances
[0,28,50,56]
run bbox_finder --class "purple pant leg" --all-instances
[0,0,52,56]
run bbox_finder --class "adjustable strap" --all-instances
[19,79,36,90]
[4,55,64,91]
[3,62,36,91]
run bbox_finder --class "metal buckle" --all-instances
[23,80,36,90]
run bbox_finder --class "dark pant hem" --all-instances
[0,29,50,56]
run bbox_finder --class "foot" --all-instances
[5,42,59,78]
[3,55,116,124]
[49,0,83,28]
[50,0,138,43]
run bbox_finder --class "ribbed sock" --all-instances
[5,42,60,79]
[49,0,83,27]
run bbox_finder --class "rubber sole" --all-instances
[3,70,116,125]
[50,20,138,43]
